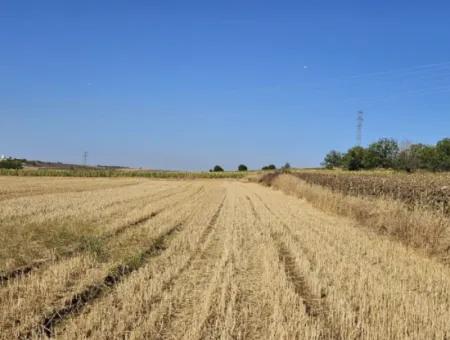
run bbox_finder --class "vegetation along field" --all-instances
[1,173,450,339]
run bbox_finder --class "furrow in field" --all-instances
[166,183,326,340]
[52,185,226,338]
[246,195,320,316]
[255,183,448,302]
[243,190,335,339]
[7,177,450,339]
[102,185,204,239]
[34,222,185,338]
[149,183,323,339]
[0,178,141,202]
[206,192,260,340]
[0,184,201,282]
[272,235,323,318]
[248,182,450,339]
[0,260,48,285]
[159,193,226,288]
[0,184,209,339]
[0,181,184,272]
[182,196,236,340]
[0,181,141,202]
[270,232,340,340]
[195,254,236,339]
[0,181,176,222]
[129,192,230,339]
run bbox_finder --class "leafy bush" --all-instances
[396,144,433,172]
[364,138,399,169]
[262,164,276,171]
[322,150,343,169]
[212,165,224,172]
[323,137,450,172]
[0,158,24,169]
[436,138,450,171]
[343,146,366,171]
[238,164,248,171]
[280,162,291,173]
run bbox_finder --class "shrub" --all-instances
[281,162,291,173]
[396,143,432,172]
[343,146,366,171]
[213,165,224,172]
[0,158,24,169]
[238,164,248,171]
[364,138,399,169]
[396,148,418,172]
[322,150,343,169]
[436,138,450,171]
[323,137,450,172]
[262,164,276,171]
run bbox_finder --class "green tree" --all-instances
[238,164,248,171]
[0,158,24,169]
[365,138,399,168]
[322,150,343,169]
[404,143,438,171]
[412,144,439,171]
[343,146,366,171]
[435,138,450,171]
[281,162,291,173]
[262,164,276,171]
[395,144,421,172]
[212,165,224,172]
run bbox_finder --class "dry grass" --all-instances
[1,176,450,339]
[0,179,194,270]
[265,174,450,260]
[248,183,450,339]
[291,169,450,215]
[0,176,141,201]
[0,168,250,179]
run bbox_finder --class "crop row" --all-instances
[0,168,247,179]
[292,171,450,215]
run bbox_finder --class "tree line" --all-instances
[1,158,292,173]
[0,157,25,169]
[323,137,450,172]
[210,163,290,172]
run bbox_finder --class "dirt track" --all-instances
[1,179,450,339]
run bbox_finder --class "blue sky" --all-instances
[1,1,449,170]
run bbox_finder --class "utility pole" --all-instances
[356,110,364,146]
[82,151,88,166]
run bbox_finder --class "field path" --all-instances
[1,179,450,339]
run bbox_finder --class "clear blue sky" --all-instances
[1,1,449,170]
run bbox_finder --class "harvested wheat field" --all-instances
[1,176,450,339]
